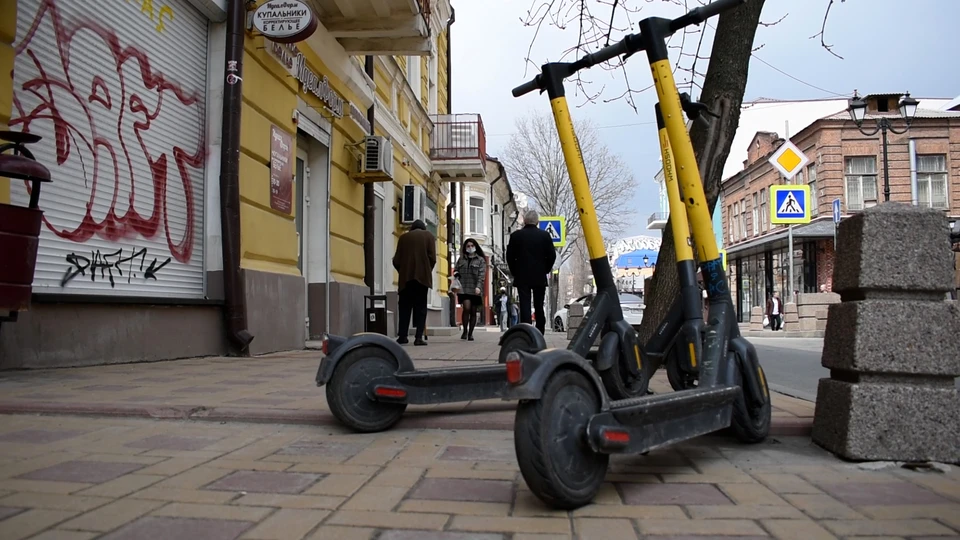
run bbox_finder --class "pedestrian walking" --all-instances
[509,300,519,327]
[496,287,509,331]
[391,219,436,346]
[454,238,486,341]
[507,210,557,335]
[766,291,783,331]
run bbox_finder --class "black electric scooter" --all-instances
[504,0,772,509]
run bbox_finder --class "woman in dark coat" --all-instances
[454,238,486,341]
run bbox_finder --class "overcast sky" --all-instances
[449,0,960,239]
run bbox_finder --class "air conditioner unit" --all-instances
[402,184,426,224]
[362,135,394,178]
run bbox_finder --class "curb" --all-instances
[0,400,812,436]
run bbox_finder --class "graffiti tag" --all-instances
[61,247,172,288]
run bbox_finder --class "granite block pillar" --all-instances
[812,203,960,463]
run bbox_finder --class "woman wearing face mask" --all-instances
[454,238,486,341]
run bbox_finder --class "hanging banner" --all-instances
[270,125,293,214]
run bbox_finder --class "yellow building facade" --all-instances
[0,0,479,367]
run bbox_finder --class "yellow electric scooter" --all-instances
[505,0,771,509]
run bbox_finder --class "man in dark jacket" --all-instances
[392,219,436,345]
[507,210,557,335]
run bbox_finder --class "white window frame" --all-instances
[407,56,422,101]
[732,203,739,242]
[917,154,949,210]
[752,193,759,236]
[844,156,878,212]
[468,195,485,236]
[807,164,818,215]
[759,188,767,233]
[739,198,747,239]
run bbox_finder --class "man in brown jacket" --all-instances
[392,219,436,345]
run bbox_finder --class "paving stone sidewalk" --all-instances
[0,414,957,539]
[0,334,814,435]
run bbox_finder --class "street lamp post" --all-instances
[846,92,919,202]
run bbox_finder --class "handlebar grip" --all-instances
[512,76,542,98]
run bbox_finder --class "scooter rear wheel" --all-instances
[514,368,608,510]
[326,346,407,433]
[730,363,771,443]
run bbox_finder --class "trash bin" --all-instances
[364,295,388,335]
[0,131,53,321]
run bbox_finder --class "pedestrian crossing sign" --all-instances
[770,185,811,225]
[538,216,566,247]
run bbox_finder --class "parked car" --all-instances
[552,293,644,332]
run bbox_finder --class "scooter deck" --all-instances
[587,386,739,455]
[370,363,509,405]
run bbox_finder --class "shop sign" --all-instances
[424,197,439,236]
[270,125,294,214]
[252,0,318,43]
[267,41,344,118]
[350,103,371,134]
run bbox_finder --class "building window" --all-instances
[407,56,421,100]
[759,188,767,233]
[739,198,747,240]
[732,203,739,242]
[917,154,949,209]
[469,196,485,235]
[728,205,735,242]
[807,164,818,215]
[752,193,759,236]
[844,156,878,211]
[795,169,803,188]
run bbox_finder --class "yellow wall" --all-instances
[437,30,449,115]
[0,0,16,204]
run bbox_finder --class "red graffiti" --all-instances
[10,0,203,263]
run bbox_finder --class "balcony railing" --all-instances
[430,114,486,168]
[647,211,668,229]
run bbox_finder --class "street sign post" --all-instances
[538,215,567,248]
[832,198,842,250]
[768,140,810,303]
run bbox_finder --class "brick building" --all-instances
[721,93,960,323]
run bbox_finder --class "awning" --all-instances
[725,217,836,258]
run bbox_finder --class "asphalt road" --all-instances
[747,337,827,402]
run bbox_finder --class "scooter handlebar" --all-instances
[512,76,542,98]
[670,0,746,32]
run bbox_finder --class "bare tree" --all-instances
[502,110,638,267]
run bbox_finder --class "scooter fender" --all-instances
[503,348,610,410]
[728,336,767,408]
[315,333,415,387]
[497,323,547,350]
[594,331,620,373]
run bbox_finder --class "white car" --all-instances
[553,293,644,332]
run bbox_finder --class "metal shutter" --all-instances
[10,0,209,299]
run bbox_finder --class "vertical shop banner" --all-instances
[270,125,293,214]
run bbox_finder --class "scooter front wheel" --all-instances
[514,368,608,510]
[326,346,407,433]
[730,363,771,443]
[498,330,540,364]
[599,351,650,400]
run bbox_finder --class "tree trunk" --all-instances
[637,0,766,345]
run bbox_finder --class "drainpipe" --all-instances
[909,138,918,206]
[218,0,253,354]
[363,56,376,296]
[489,162,503,265]
[444,9,457,327]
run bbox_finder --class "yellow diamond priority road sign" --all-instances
[768,139,810,181]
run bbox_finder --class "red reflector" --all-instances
[374,386,407,398]
[321,336,329,355]
[602,430,630,443]
[505,352,522,384]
